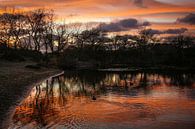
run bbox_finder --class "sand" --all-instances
[0,60,62,129]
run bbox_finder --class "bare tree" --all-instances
[27,9,48,51]
[76,28,103,50]
[10,13,27,49]
[71,23,85,49]
[45,10,55,54]
[138,29,156,45]
[55,23,71,53]
[41,10,55,54]
[135,28,157,52]
[0,13,12,48]
[171,35,194,49]
[170,35,195,60]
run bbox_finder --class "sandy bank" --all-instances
[0,60,62,129]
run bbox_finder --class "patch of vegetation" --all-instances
[25,64,41,70]
[0,45,44,62]
[58,45,195,70]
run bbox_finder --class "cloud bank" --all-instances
[177,13,195,25]
[100,18,150,32]
[143,28,188,35]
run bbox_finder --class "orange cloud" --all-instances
[0,0,195,33]
[0,0,194,21]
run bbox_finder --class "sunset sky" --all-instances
[0,0,195,34]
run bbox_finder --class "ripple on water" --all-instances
[8,72,195,129]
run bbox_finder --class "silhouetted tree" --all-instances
[44,10,55,54]
[55,24,71,53]
[135,29,157,51]
[27,9,48,51]
[0,13,13,48]
[171,35,194,49]
[79,28,103,50]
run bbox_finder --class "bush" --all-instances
[0,48,44,62]
[25,64,41,69]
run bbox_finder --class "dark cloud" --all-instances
[164,28,188,34]
[99,19,172,33]
[177,13,195,25]
[100,18,150,32]
[133,0,146,8]
[143,29,162,35]
[143,28,188,35]
[119,18,138,28]
[142,21,151,26]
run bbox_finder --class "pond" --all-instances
[8,71,195,129]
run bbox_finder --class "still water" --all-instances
[8,71,195,129]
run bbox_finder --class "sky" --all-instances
[0,0,195,35]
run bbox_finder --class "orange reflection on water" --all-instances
[9,72,195,129]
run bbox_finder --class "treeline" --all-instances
[0,9,195,69]
[0,9,59,52]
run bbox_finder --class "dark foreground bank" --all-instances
[0,60,61,129]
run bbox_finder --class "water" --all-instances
[8,71,195,129]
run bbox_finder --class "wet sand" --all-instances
[0,60,62,129]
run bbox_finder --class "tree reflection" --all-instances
[12,71,195,128]
[169,73,194,87]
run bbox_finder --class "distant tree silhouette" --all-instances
[55,24,71,53]
[26,9,48,51]
[74,28,103,50]
[171,35,194,49]
[0,13,13,48]
[135,29,157,50]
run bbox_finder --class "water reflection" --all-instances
[9,71,195,129]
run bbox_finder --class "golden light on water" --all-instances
[9,72,195,128]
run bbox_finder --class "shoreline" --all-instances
[98,66,195,73]
[0,60,63,129]
[3,71,64,129]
